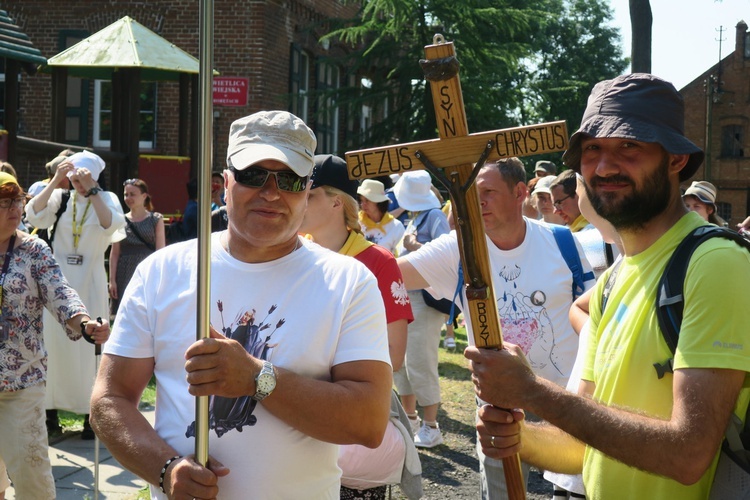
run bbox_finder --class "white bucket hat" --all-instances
[393,171,440,212]
[357,179,390,203]
[683,180,717,205]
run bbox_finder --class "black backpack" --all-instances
[164,219,187,245]
[32,190,71,246]
[601,225,750,495]
[602,226,750,378]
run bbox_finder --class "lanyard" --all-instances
[0,234,17,307]
[71,192,92,251]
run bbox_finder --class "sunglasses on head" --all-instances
[229,165,308,193]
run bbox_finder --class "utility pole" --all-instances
[705,26,727,183]
[716,25,726,94]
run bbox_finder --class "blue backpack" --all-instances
[448,224,593,323]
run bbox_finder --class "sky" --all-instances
[607,0,750,89]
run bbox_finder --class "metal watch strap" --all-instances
[252,360,276,402]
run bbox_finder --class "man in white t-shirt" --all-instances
[90,111,393,499]
[398,157,594,499]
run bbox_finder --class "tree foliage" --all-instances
[529,0,629,132]
[320,0,627,158]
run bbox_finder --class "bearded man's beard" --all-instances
[585,155,671,231]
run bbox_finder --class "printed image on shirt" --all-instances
[496,265,563,376]
[185,301,284,438]
[391,280,409,306]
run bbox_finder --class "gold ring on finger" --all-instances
[490,435,496,448]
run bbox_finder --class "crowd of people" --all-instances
[1,73,749,500]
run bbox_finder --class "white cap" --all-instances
[227,111,317,177]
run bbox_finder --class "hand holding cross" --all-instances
[346,34,570,500]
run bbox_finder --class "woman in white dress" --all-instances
[25,151,125,439]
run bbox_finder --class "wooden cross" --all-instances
[345,34,569,499]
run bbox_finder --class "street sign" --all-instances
[213,77,248,106]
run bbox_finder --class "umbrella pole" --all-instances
[194,0,214,467]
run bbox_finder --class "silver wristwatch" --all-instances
[252,361,276,401]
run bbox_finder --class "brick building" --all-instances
[682,20,750,228]
[1,0,360,209]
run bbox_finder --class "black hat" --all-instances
[310,154,359,199]
[563,73,704,181]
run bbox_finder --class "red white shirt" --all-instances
[354,244,413,325]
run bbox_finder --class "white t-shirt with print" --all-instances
[361,217,405,255]
[105,233,391,499]
[405,219,594,386]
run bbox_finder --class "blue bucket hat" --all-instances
[562,74,704,181]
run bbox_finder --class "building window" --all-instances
[716,201,731,225]
[290,46,309,122]
[93,80,156,149]
[316,61,340,154]
[0,60,7,126]
[721,125,744,157]
[59,31,89,145]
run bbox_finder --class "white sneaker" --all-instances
[414,423,443,448]
[444,337,456,349]
[408,415,421,436]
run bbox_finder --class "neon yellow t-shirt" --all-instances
[583,212,750,499]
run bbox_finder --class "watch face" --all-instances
[257,373,275,394]
[254,362,276,400]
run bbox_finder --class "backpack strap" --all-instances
[125,216,156,251]
[451,225,595,322]
[605,242,615,267]
[48,190,71,246]
[654,225,750,378]
[449,261,465,326]
[550,224,595,300]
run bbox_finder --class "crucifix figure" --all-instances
[345,34,570,500]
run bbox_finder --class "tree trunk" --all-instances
[629,0,652,73]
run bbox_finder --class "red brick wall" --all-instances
[2,0,359,188]
[681,21,750,227]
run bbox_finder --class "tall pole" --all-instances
[704,76,713,182]
[195,0,214,467]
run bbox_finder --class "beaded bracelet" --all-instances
[159,455,182,494]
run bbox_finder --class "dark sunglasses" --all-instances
[229,166,308,193]
[123,178,141,186]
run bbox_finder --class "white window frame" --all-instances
[93,79,156,149]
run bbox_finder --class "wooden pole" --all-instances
[421,35,526,499]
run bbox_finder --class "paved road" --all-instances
[5,406,153,499]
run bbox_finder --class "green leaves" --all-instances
[322,0,627,168]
